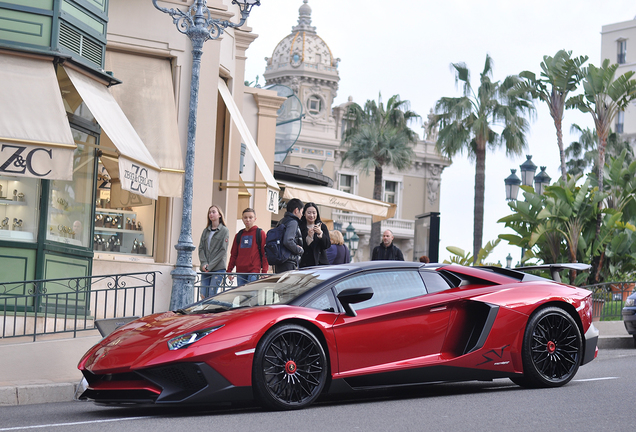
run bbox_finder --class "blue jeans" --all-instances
[236,273,260,287]
[200,269,225,298]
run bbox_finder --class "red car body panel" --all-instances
[78,263,598,407]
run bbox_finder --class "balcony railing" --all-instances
[332,211,415,236]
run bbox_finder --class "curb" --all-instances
[598,335,634,349]
[0,382,80,407]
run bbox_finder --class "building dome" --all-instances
[266,0,339,75]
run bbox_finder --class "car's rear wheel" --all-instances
[515,306,582,388]
[252,324,327,410]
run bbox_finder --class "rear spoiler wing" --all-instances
[515,263,591,283]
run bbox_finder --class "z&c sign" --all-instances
[0,143,73,180]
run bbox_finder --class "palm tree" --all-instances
[342,94,420,254]
[565,123,633,178]
[567,59,636,281]
[429,55,534,262]
[517,50,588,181]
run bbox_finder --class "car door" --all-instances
[331,269,457,379]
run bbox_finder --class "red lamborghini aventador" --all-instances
[78,262,599,410]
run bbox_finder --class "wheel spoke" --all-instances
[530,312,580,381]
[260,329,325,406]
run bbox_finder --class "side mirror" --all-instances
[337,287,373,317]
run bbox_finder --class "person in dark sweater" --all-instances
[371,229,404,261]
[226,208,268,286]
[274,198,304,273]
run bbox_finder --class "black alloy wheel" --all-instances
[516,306,582,388]
[252,324,328,410]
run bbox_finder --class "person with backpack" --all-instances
[270,198,304,273]
[198,204,229,299]
[299,202,330,268]
[226,208,268,286]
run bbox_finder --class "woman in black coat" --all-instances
[298,202,330,268]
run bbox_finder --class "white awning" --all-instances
[105,51,184,198]
[0,54,75,180]
[64,66,160,200]
[279,180,397,222]
[217,79,279,213]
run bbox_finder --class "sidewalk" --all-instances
[0,321,632,406]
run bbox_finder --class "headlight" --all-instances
[167,325,224,350]
[625,298,636,308]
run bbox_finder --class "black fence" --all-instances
[0,271,272,341]
[584,281,635,321]
[0,271,160,341]
[193,271,271,301]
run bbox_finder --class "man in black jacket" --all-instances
[371,229,404,261]
[274,198,304,273]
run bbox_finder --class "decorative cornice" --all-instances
[235,29,259,54]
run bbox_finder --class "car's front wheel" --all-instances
[252,324,327,410]
[516,306,582,388]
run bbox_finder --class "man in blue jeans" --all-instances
[226,208,268,286]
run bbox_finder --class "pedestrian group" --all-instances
[197,198,407,299]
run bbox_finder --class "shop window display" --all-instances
[0,176,39,243]
[94,162,154,256]
[46,129,95,248]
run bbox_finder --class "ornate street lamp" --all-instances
[519,155,537,187]
[152,0,261,310]
[344,222,354,242]
[504,169,521,201]
[349,232,359,259]
[505,253,513,269]
[344,222,358,261]
[534,166,552,195]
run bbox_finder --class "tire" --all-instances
[632,335,636,349]
[252,324,328,410]
[517,306,582,388]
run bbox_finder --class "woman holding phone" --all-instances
[299,202,330,268]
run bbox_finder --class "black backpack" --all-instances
[235,228,263,268]
[264,222,292,265]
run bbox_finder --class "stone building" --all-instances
[263,0,450,261]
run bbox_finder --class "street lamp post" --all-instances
[344,222,359,261]
[533,166,552,195]
[504,155,551,266]
[505,253,513,269]
[152,0,261,310]
[504,169,521,201]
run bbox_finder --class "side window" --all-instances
[305,291,337,313]
[334,270,426,310]
[420,271,452,293]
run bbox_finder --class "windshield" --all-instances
[184,268,342,314]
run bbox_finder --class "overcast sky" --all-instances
[243,0,636,264]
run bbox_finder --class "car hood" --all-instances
[80,308,266,373]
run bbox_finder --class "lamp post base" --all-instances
[170,242,197,310]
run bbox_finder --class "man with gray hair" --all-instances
[371,229,404,261]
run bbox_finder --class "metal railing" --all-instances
[193,271,272,300]
[583,281,635,321]
[0,271,273,341]
[1,271,160,341]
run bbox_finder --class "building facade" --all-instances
[263,0,450,261]
[601,16,636,144]
[0,0,282,306]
